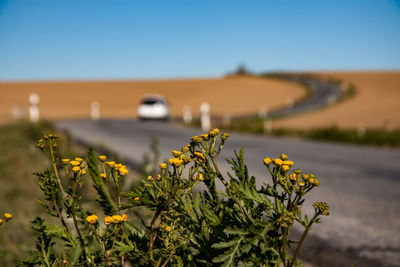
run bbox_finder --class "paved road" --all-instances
[57,119,400,267]
[263,75,343,118]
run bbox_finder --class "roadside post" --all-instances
[182,105,192,124]
[259,106,272,134]
[91,101,100,121]
[29,93,40,123]
[222,113,231,127]
[200,102,211,131]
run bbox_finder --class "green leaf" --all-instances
[87,148,115,215]
[224,227,249,236]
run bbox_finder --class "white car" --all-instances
[137,94,170,120]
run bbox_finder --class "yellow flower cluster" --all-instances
[263,154,294,173]
[209,128,220,137]
[168,158,184,167]
[172,150,182,157]
[3,213,12,221]
[98,155,107,162]
[104,214,128,225]
[302,173,320,186]
[86,214,98,224]
[313,202,330,216]
[63,157,87,176]
[105,161,128,176]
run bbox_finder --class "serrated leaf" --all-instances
[224,227,249,236]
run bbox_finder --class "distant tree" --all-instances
[234,63,250,75]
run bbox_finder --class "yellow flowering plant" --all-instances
[19,130,329,266]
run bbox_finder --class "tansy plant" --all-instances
[19,130,328,266]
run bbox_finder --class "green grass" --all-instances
[0,121,149,265]
[0,121,54,264]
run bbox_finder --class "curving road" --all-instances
[266,75,343,118]
[56,119,400,267]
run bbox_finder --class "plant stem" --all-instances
[289,213,319,267]
[49,145,67,199]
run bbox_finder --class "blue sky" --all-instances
[1,0,400,81]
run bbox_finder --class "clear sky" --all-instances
[1,0,400,81]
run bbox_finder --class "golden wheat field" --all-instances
[273,72,400,129]
[0,76,304,124]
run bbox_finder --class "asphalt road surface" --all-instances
[267,75,343,118]
[57,119,400,267]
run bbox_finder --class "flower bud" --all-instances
[171,150,182,157]
[209,128,220,137]
[221,133,230,141]
[159,163,167,169]
[280,153,288,160]
[200,134,210,141]
[263,157,272,166]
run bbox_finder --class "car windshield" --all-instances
[141,98,166,105]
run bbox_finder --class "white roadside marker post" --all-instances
[222,113,231,127]
[91,101,100,121]
[182,105,192,124]
[29,93,40,123]
[200,102,211,131]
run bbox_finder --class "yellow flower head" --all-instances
[280,153,288,161]
[80,163,85,168]
[121,214,128,222]
[221,133,230,141]
[282,165,290,172]
[69,160,80,166]
[209,128,220,137]
[172,150,182,157]
[81,169,87,175]
[165,226,172,232]
[313,202,330,216]
[105,161,115,168]
[190,135,203,143]
[200,134,210,141]
[61,159,70,165]
[273,158,283,166]
[156,174,161,180]
[86,214,98,224]
[113,163,123,169]
[197,173,204,181]
[181,144,190,153]
[98,155,107,162]
[282,160,294,167]
[100,173,107,179]
[75,157,84,162]
[4,213,12,221]
[294,169,302,175]
[309,177,320,186]
[263,157,272,166]
[159,163,167,169]
[168,158,184,167]
[147,176,154,181]
[119,167,128,176]
[0,219,3,225]
[194,151,206,161]
[289,173,297,182]
[298,181,305,187]
[112,215,123,223]
[133,196,140,201]
[104,216,113,225]
[302,174,310,181]
[72,166,81,173]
